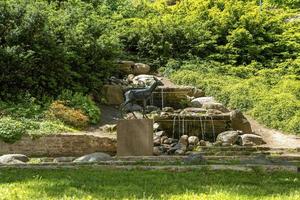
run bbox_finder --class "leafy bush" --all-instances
[0,0,299,136]
[251,93,300,132]
[170,63,300,134]
[58,90,101,124]
[0,0,120,98]
[0,94,47,120]
[47,101,89,129]
[25,120,76,138]
[0,117,26,143]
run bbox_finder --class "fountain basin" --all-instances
[154,113,232,142]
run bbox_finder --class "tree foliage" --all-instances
[0,0,120,98]
[0,0,299,134]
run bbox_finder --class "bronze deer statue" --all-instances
[120,76,164,118]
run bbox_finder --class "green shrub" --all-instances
[286,111,300,133]
[47,101,89,129]
[26,120,76,137]
[58,90,101,124]
[170,66,300,134]
[0,94,47,120]
[224,77,268,111]
[0,117,26,143]
[250,93,300,132]
[0,0,120,98]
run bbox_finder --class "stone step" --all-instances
[197,151,270,156]
[21,155,300,168]
[117,154,300,162]
[197,146,298,152]
[1,163,298,173]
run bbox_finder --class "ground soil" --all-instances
[246,115,300,148]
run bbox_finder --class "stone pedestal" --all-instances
[117,119,153,156]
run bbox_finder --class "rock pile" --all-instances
[101,60,263,156]
[152,128,265,156]
[118,61,150,75]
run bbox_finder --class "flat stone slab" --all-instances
[117,119,153,156]
[0,163,298,173]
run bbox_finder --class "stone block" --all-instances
[117,119,153,156]
[102,84,124,105]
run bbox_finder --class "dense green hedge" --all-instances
[0,0,120,98]
[1,0,299,98]
[117,0,299,67]
[0,0,299,135]
[169,61,300,134]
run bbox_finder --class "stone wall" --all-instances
[152,86,200,109]
[0,133,117,157]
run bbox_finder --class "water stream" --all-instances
[210,116,216,141]
[172,116,176,139]
[182,117,185,135]
[161,88,164,109]
[199,116,205,140]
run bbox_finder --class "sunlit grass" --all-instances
[0,168,299,200]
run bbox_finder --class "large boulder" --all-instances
[153,146,164,156]
[230,110,252,134]
[238,134,265,146]
[132,75,155,86]
[127,74,135,83]
[216,131,240,146]
[153,135,161,146]
[168,143,186,154]
[202,103,229,113]
[119,61,135,74]
[179,135,189,146]
[153,123,161,132]
[133,63,150,75]
[154,131,165,137]
[160,136,168,144]
[102,84,124,105]
[190,97,216,107]
[73,152,112,163]
[0,154,29,164]
[188,136,199,145]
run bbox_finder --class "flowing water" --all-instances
[210,116,216,141]
[161,88,164,109]
[172,116,176,139]
[182,117,185,135]
[169,114,218,141]
[199,116,205,140]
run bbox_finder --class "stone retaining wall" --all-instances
[0,134,117,157]
[152,86,198,108]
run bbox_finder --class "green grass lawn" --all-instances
[0,168,299,200]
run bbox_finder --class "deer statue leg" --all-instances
[120,100,131,118]
[142,98,148,118]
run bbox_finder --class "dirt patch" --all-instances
[246,115,300,148]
